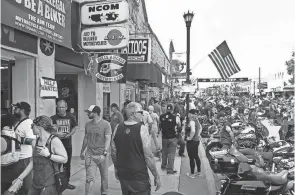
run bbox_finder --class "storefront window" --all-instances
[1,60,13,115]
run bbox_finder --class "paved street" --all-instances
[63,136,211,195]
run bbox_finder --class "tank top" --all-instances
[114,122,149,181]
[32,137,55,188]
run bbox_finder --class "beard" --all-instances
[14,112,21,119]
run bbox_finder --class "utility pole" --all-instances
[259,67,262,96]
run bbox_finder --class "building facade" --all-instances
[1,0,171,156]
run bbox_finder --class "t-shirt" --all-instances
[51,113,77,148]
[85,119,112,155]
[14,118,35,159]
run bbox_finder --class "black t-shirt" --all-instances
[160,112,177,139]
[51,113,77,148]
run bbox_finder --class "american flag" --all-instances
[208,41,240,79]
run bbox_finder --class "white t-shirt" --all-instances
[15,119,36,159]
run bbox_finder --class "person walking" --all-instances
[51,100,78,190]
[2,102,35,195]
[152,99,162,116]
[184,109,202,179]
[11,115,68,195]
[111,102,161,195]
[159,104,178,174]
[148,105,161,156]
[110,103,124,133]
[80,105,112,195]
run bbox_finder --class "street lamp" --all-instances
[183,10,194,115]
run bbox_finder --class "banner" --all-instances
[40,77,58,98]
[197,78,249,82]
[1,0,72,48]
[96,53,127,83]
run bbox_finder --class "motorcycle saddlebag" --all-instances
[210,155,239,174]
[225,180,281,195]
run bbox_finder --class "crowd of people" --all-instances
[1,93,294,195]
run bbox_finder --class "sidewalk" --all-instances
[63,135,212,195]
[63,156,182,195]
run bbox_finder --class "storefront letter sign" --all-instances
[81,0,129,26]
[40,77,58,98]
[95,54,127,83]
[81,26,129,50]
[1,0,72,48]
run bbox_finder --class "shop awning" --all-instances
[127,63,162,87]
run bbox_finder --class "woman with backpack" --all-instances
[8,116,68,195]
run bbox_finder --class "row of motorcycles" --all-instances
[200,112,294,195]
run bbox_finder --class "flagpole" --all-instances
[191,55,208,70]
[259,67,262,97]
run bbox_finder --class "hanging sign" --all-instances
[40,77,58,98]
[81,26,129,50]
[117,38,151,63]
[81,0,129,26]
[103,83,111,93]
[1,0,72,48]
[96,53,127,83]
[197,78,249,82]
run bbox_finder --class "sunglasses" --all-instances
[136,111,143,115]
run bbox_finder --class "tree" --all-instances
[285,50,295,84]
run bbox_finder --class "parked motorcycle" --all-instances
[206,141,294,195]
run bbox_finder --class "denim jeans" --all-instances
[85,151,108,195]
[161,138,178,172]
[177,135,186,155]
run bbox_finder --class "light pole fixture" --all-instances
[183,10,194,115]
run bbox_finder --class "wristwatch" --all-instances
[46,153,52,159]
[103,150,108,156]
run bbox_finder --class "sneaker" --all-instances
[67,183,76,190]
[167,170,177,175]
[194,172,205,178]
[186,173,195,179]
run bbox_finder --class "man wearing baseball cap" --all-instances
[159,103,180,174]
[80,105,112,195]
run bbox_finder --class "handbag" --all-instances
[46,135,69,193]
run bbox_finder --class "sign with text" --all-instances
[40,77,58,98]
[96,54,127,83]
[117,38,151,63]
[81,26,129,50]
[1,0,72,48]
[197,78,249,82]
[171,72,186,79]
[81,0,129,26]
[103,83,111,93]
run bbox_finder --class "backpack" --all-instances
[1,118,28,166]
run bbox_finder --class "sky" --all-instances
[145,0,295,80]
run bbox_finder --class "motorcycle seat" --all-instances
[239,148,273,161]
[268,170,289,185]
[229,146,249,162]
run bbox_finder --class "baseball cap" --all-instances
[12,102,31,112]
[85,105,101,115]
[111,103,119,108]
[167,104,173,110]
